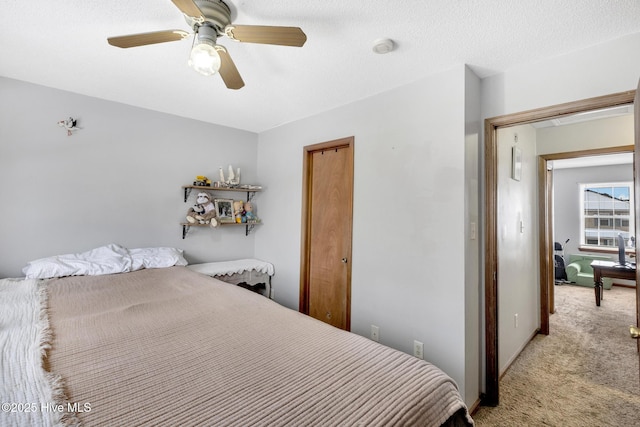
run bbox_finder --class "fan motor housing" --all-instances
[185,0,232,33]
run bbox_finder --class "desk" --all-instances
[591,260,635,306]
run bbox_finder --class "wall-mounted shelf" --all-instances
[180,222,260,239]
[181,184,262,239]
[182,185,261,202]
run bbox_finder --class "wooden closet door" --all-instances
[300,137,354,330]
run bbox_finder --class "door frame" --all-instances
[299,136,355,330]
[484,90,636,406]
[539,146,635,314]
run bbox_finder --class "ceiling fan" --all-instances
[107,0,307,90]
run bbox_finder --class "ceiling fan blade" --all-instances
[225,25,307,47]
[171,0,205,21]
[216,46,244,90]
[108,30,189,48]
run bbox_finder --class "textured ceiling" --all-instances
[552,153,633,170]
[1,0,640,133]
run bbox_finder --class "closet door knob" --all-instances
[341,258,348,263]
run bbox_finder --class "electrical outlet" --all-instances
[514,313,519,328]
[371,325,379,342]
[413,340,424,360]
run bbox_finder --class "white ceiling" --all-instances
[551,153,633,170]
[1,1,640,133]
[532,105,635,129]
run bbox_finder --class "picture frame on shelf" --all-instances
[214,199,235,223]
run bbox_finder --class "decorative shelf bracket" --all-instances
[182,224,190,239]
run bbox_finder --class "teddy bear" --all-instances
[186,192,218,228]
[186,203,205,222]
[244,201,256,223]
[233,200,245,223]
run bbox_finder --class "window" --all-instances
[579,182,634,248]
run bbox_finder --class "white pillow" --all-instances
[22,244,133,279]
[128,247,188,270]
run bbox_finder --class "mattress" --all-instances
[3,267,473,426]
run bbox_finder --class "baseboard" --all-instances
[468,397,482,415]
[613,282,636,288]
[499,328,540,380]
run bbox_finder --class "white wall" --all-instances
[538,114,635,257]
[256,65,477,402]
[537,114,634,155]
[554,164,633,258]
[496,125,540,374]
[0,77,258,278]
[464,66,481,404]
[482,32,640,120]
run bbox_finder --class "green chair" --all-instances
[565,254,614,289]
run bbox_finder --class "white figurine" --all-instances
[227,165,235,184]
[58,117,78,136]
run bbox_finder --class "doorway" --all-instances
[299,136,354,330]
[484,90,637,406]
[541,147,635,313]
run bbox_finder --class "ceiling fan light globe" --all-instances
[188,42,221,76]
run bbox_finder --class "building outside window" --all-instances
[579,182,634,248]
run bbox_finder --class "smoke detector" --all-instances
[372,38,395,54]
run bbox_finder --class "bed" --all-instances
[1,245,474,426]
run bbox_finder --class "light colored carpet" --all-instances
[473,284,640,426]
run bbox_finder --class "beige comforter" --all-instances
[45,267,473,426]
